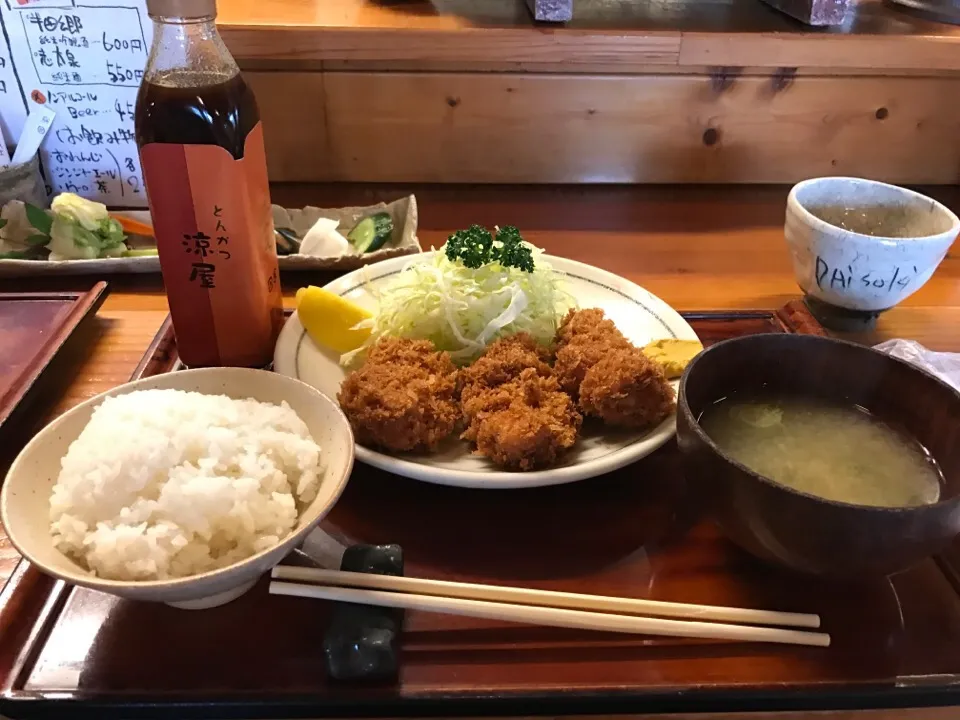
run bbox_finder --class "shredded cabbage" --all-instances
[343,245,575,365]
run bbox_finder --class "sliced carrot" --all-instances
[111,214,154,238]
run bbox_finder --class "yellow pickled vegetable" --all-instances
[642,338,703,379]
[296,286,372,353]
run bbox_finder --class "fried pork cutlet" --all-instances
[554,308,676,429]
[337,338,460,452]
[459,334,580,471]
[554,334,632,397]
[579,346,676,428]
[556,307,622,345]
[459,333,553,405]
[462,368,581,471]
[364,337,455,373]
[554,308,631,397]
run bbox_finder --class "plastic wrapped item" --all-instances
[525,0,573,21]
[759,0,849,26]
[873,340,960,391]
[0,155,47,209]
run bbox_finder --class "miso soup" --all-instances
[698,394,943,508]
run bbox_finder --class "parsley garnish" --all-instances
[445,225,493,269]
[445,224,534,273]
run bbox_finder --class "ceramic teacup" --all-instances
[785,177,959,319]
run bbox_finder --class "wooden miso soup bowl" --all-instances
[676,333,960,578]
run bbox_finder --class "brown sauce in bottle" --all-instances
[136,67,282,369]
[135,72,259,158]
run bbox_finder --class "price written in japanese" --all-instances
[22,7,147,86]
[0,1,153,206]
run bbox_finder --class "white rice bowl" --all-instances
[49,389,324,581]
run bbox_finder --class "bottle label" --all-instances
[139,123,283,367]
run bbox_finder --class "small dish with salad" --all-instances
[271,194,420,270]
[0,193,421,278]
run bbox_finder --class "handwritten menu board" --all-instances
[0,0,152,207]
[0,13,24,151]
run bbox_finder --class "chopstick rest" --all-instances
[321,544,405,681]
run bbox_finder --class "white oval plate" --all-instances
[274,252,698,489]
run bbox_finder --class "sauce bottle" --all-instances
[135,0,282,368]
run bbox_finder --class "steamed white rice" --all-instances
[49,389,323,581]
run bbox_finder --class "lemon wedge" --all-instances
[296,286,372,354]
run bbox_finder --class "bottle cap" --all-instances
[146,0,216,18]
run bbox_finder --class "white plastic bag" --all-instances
[873,339,960,391]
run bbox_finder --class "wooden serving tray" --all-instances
[4,302,960,720]
[0,283,109,459]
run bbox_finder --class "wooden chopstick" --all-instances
[268,580,830,647]
[270,566,820,629]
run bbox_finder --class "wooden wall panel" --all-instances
[244,71,329,183]
[678,33,960,72]
[250,71,960,185]
[223,27,682,68]
[310,61,960,78]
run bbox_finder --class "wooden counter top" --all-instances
[7,183,960,341]
[218,0,960,71]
